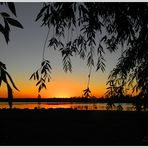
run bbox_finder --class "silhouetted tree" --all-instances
[0,3,23,108]
[30,2,148,107]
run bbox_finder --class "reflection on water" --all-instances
[0,102,135,111]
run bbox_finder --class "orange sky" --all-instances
[0,59,106,98]
[0,68,107,98]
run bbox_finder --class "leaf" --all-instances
[8,2,16,16]
[1,69,7,83]
[7,18,23,29]
[46,67,51,73]
[47,63,52,70]
[29,73,35,80]
[36,5,48,21]
[36,80,41,86]
[0,24,5,35]
[7,83,13,98]
[0,20,10,43]
[100,35,107,42]
[36,71,39,80]
[42,83,46,89]
[7,83,13,108]
[38,85,42,93]
[5,70,19,91]
[1,12,10,17]
[0,61,6,70]
[41,68,45,74]
[48,77,50,82]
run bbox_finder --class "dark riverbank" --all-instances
[0,108,147,146]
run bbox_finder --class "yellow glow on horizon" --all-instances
[44,78,83,98]
[54,93,70,98]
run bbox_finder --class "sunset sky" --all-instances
[0,2,122,98]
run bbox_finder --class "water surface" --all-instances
[0,102,135,111]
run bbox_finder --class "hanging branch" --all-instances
[42,29,50,61]
[30,29,52,93]
[87,63,92,89]
[83,64,92,98]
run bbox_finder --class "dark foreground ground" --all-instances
[0,108,147,146]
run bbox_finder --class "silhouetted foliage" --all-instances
[105,77,128,98]
[0,3,22,107]
[30,59,52,92]
[0,2,23,43]
[83,87,91,98]
[35,2,148,102]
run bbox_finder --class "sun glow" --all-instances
[54,92,70,98]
